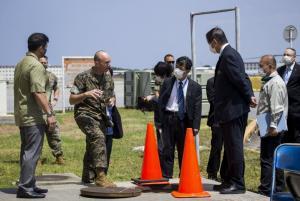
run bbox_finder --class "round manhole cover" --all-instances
[80,187,142,198]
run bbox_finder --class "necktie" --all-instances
[178,81,185,120]
[284,66,291,84]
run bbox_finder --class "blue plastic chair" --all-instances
[270,143,300,201]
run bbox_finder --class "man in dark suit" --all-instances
[158,56,202,178]
[277,48,300,143]
[206,27,256,194]
[206,76,223,181]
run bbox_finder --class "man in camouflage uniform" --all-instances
[69,50,115,187]
[39,56,64,165]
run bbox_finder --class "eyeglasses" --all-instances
[283,53,293,57]
[167,61,175,64]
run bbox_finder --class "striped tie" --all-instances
[178,81,184,120]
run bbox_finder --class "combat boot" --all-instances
[95,169,116,187]
[55,155,65,165]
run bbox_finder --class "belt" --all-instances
[165,110,178,115]
[165,110,187,116]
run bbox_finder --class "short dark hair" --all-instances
[154,61,173,77]
[206,27,228,44]
[164,54,174,61]
[176,56,193,70]
[41,55,48,60]
[28,33,49,51]
[286,48,297,57]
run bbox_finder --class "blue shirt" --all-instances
[283,62,295,84]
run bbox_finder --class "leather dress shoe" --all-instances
[16,188,45,198]
[220,184,245,194]
[213,182,230,191]
[34,187,48,194]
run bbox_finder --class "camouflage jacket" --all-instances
[70,68,114,121]
[46,71,58,102]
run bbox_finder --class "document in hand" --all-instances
[256,112,287,138]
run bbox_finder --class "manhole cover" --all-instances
[80,187,142,198]
[36,175,70,181]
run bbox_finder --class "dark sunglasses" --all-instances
[167,61,175,64]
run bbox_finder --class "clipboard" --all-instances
[256,112,287,138]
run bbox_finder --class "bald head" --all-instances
[93,50,111,74]
[261,55,276,69]
[259,55,277,75]
[94,50,109,61]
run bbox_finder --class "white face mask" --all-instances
[282,55,294,66]
[155,76,163,83]
[174,68,185,80]
[209,44,217,54]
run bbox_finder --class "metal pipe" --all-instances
[191,8,236,17]
[190,13,197,81]
[61,57,65,113]
[289,28,293,48]
[235,7,240,52]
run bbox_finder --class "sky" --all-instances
[0,0,300,69]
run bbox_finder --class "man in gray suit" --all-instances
[14,33,56,198]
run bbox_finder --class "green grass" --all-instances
[0,109,260,192]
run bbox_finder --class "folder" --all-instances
[256,112,287,138]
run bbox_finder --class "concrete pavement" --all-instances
[0,173,269,201]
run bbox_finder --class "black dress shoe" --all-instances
[34,187,48,194]
[220,184,245,194]
[16,188,45,198]
[213,182,230,191]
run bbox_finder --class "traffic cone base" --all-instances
[132,123,169,186]
[131,178,169,186]
[171,190,210,198]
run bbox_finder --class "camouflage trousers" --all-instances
[75,115,107,182]
[45,122,63,157]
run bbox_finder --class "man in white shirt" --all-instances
[158,56,202,178]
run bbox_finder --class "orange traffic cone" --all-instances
[132,123,169,185]
[171,128,210,198]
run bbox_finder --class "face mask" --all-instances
[209,43,217,54]
[174,68,185,80]
[282,56,294,66]
[155,76,163,83]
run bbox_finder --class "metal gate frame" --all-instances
[190,7,240,80]
[189,7,240,162]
